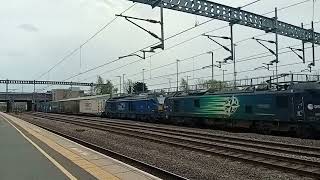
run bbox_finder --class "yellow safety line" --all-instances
[2,114,77,180]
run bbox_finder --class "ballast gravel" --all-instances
[16,114,317,180]
[84,115,320,148]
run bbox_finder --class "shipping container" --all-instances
[79,99,106,116]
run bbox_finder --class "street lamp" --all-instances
[167,78,172,90]
[221,69,227,83]
[142,69,145,93]
[122,74,126,94]
[176,59,180,92]
[208,51,214,81]
[116,76,121,94]
[186,75,191,91]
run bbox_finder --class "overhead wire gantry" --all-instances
[127,0,319,86]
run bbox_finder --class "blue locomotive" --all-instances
[104,83,320,137]
[104,95,165,121]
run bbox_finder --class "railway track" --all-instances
[32,112,320,156]
[21,112,320,178]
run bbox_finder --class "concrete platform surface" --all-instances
[0,114,71,180]
[0,112,160,180]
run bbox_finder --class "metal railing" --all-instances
[149,73,320,95]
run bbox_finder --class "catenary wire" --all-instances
[82,0,316,83]
[59,0,286,82]
[38,0,316,91]
[35,3,137,80]
[112,44,319,87]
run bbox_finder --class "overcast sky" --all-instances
[0,0,319,92]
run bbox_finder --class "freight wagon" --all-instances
[37,94,111,116]
[79,99,105,116]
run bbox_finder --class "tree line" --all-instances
[94,76,148,95]
[94,75,227,95]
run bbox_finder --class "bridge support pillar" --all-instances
[6,101,12,113]
[27,101,33,112]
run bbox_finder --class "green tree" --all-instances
[206,79,227,91]
[133,82,148,93]
[94,76,114,95]
[179,78,188,91]
[195,79,206,89]
[124,79,134,94]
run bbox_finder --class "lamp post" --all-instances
[221,69,227,83]
[116,76,121,94]
[167,78,172,90]
[176,59,180,92]
[208,51,214,81]
[122,74,125,94]
[142,69,145,93]
[186,75,191,91]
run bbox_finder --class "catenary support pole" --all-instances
[211,52,214,81]
[176,60,179,92]
[275,7,279,84]
[160,2,165,49]
[230,23,236,88]
[302,23,306,64]
[142,69,145,93]
[123,74,126,94]
[312,21,315,66]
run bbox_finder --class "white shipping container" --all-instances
[79,99,106,115]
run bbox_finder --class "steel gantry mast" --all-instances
[127,0,319,87]
[128,0,320,45]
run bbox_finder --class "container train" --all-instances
[37,94,110,116]
[37,83,320,138]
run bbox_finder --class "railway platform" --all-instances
[0,112,159,180]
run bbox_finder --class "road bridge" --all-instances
[0,92,52,112]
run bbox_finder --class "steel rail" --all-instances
[24,113,320,178]
[33,112,320,155]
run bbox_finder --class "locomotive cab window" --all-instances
[276,96,288,108]
[194,99,200,108]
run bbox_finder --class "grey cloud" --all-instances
[18,24,39,32]
[0,51,25,57]
[95,0,114,7]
